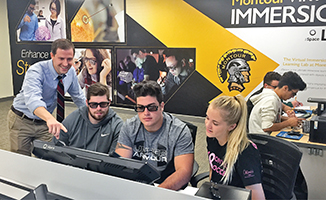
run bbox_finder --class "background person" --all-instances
[45,0,66,41]
[115,80,194,190]
[248,71,307,134]
[117,60,131,96]
[7,39,86,156]
[38,9,44,18]
[77,48,112,97]
[37,9,44,22]
[205,95,265,200]
[158,54,192,97]
[124,55,136,74]
[133,49,160,81]
[54,83,123,154]
[17,0,38,41]
[247,71,303,119]
[247,71,282,120]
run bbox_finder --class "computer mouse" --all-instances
[287,130,301,136]
[302,113,311,119]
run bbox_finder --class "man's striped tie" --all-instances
[57,76,65,122]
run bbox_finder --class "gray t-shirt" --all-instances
[118,112,194,183]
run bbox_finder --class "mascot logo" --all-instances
[217,48,257,92]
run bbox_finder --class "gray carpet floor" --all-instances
[0,97,209,186]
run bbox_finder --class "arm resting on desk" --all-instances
[263,117,301,132]
[158,153,194,191]
[114,142,133,158]
[246,183,265,200]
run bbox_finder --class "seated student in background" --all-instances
[115,80,194,191]
[54,83,123,154]
[247,71,282,117]
[247,71,302,118]
[205,95,265,200]
[248,71,306,135]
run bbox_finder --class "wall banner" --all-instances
[7,0,326,117]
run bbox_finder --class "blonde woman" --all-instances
[205,95,265,200]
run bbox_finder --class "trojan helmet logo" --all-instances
[217,48,257,92]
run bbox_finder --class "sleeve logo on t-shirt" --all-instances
[243,169,255,179]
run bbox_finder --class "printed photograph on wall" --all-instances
[16,0,66,42]
[115,48,196,105]
[70,0,125,43]
[74,48,112,99]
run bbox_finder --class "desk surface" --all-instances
[272,107,326,149]
[271,129,326,149]
[0,149,250,200]
[280,107,326,148]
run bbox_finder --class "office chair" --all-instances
[190,134,305,200]
[182,121,200,181]
[249,134,303,200]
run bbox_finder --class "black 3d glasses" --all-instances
[88,101,110,109]
[134,104,159,112]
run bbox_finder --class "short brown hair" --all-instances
[51,39,75,56]
[133,80,163,104]
[86,82,110,101]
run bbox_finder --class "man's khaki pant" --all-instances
[7,110,52,156]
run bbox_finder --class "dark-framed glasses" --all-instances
[210,182,221,200]
[267,83,277,89]
[134,104,159,112]
[167,65,178,71]
[83,57,97,65]
[88,101,110,109]
[291,90,298,97]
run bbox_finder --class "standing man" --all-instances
[115,81,194,190]
[8,39,86,156]
[248,71,306,135]
[17,0,38,41]
[53,83,123,154]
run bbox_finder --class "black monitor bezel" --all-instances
[32,140,160,185]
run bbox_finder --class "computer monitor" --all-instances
[307,97,326,118]
[32,140,160,185]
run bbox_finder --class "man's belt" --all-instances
[11,105,45,123]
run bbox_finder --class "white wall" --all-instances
[0,1,13,98]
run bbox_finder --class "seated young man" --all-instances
[54,82,123,154]
[247,71,302,119]
[247,71,282,118]
[115,80,194,191]
[248,71,306,134]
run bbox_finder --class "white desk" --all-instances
[0,149,206,199]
